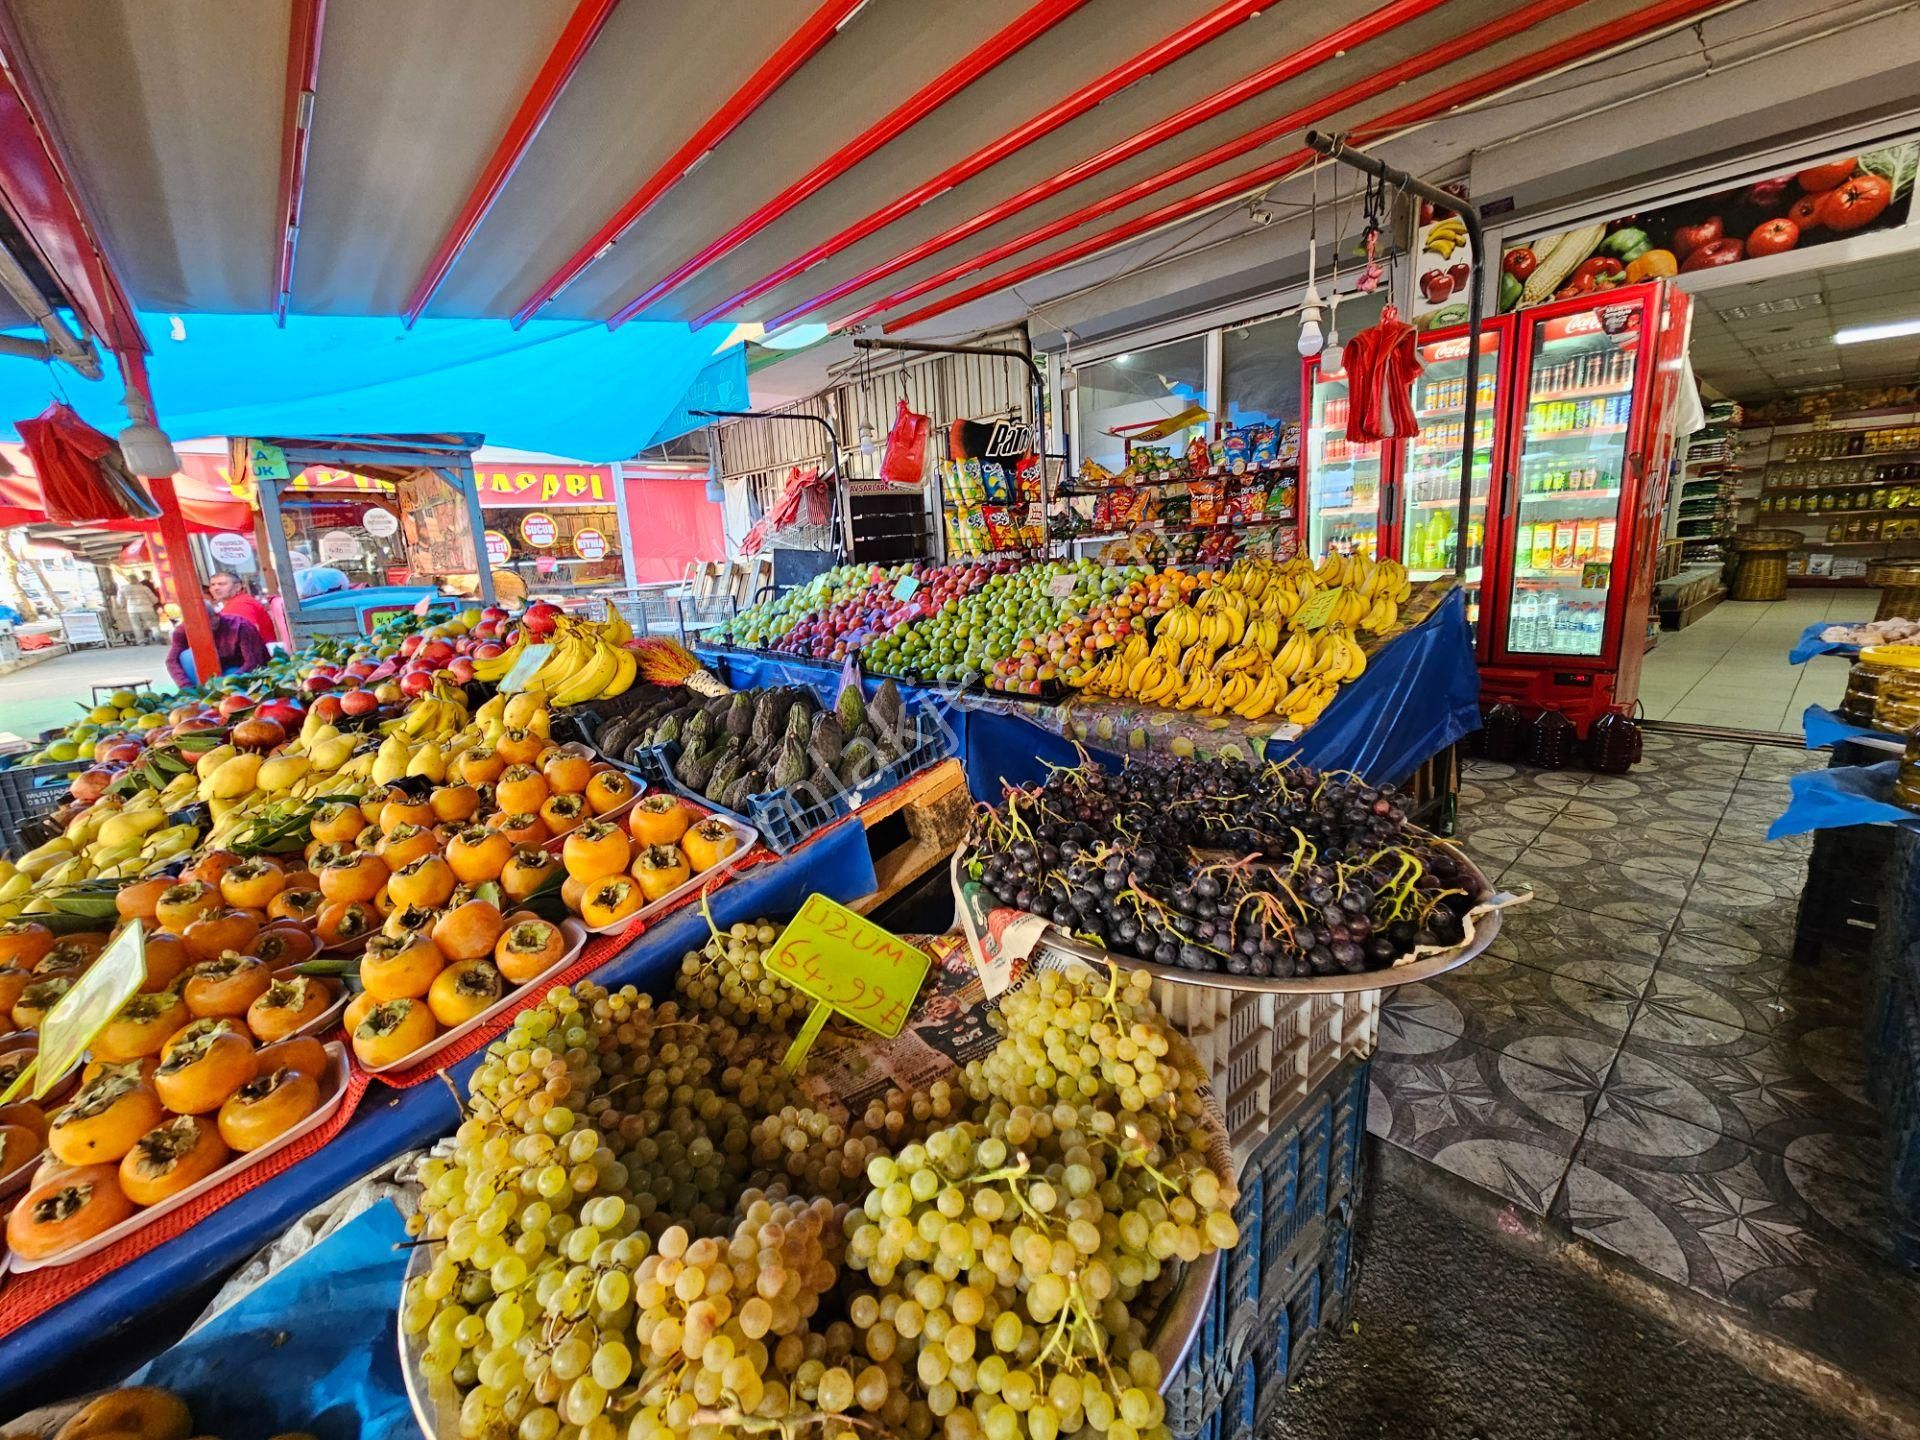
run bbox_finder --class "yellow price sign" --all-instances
[764,895,931,1070]
[1294,587,1345,631]
[2,920,147,1102]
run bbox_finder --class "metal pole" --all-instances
[1305,131,1484,582]
[690,409,846,562]
[853,337,1052,555]
[456,458,497,606]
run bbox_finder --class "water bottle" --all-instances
[1538,593,1558,651]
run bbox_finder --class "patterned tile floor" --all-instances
[1373,728,1920,1392]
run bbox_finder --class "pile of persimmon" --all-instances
[5,1023,334,1261]
[450,730,637,854]
[559,790,743,930]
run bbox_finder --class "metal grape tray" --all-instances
[952,839,1522,997]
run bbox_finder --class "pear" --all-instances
[405,741,447,783]
[96,808,167,848]
[195,743,238,779]
[372,734,412,787]
[258,754,313,792]
[209,751,264,799]
[309,734,356,772]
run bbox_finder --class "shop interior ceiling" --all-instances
[5,0,1909,377]
[1686,250,1920,404]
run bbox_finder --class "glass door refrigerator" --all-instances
[1389,320,1513,642]
[1301,356,1386,561]
[1480,279,1694,735]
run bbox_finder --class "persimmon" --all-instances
[447,826,511,883]
[94,991,189,1062]
[681,817,740,873]
[253,922,318,968]
[219,857,286,910]
[540,749,592,796]
[495,917,566,983]
[183,954,272,1019]
[153,1025,255,1114]
[154,881,221,933]
[563,819,631,882]
[7,1165,135,1260]
[186,848,245,888]
[380,792,435,834]
[310,800,367,844]
[581,877,644,929]
[114,875,172,924]
[352,998,437,1068]
[428,959,505,1027]
[495,728,543,765]
[49,1071,164,1165]
[376,823,438,870]
[360,933,445,1001]
[496,812,550,848]
[539,792,587,837]
[121,1114,230,1204]
[632,844,690,902]
[246,977,334,1042]
[429,782,481,824]
[584,770,636,815]
[495,764,549,815]
[314,899,378,948]
[255,1035,329,1080]
[390,853,457,909]
[0,919,52,968]
[500,847,559,902]
[182,908,261,963]
[141,931,192,991]
[320,852,389,904]
[432,900,506,962]
[457,746,505,786]
[628,794,690,847]
[219,1067,321,1152]
[267,887,325,922]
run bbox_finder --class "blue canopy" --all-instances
[0,313,745,463]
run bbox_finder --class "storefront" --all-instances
[472,456,627,597]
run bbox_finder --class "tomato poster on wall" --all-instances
[1499,143,1917,311]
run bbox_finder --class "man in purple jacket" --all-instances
[165,609,269,686]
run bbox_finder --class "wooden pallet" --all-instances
[849,757,971,916]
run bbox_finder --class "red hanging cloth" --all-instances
[1340,306,1423,444]
[15,403,158,524]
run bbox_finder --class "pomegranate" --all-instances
[231,716,288,752]
[340,689,381,717]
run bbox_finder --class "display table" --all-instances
[0,817,879,1414]
[699,589,1480,800]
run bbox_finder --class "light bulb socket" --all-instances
[118,420,179,478]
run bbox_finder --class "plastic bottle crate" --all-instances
[0,760,72,859]
[1150,984,1378,1167]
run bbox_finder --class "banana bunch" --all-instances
[513,623,638,707]
[1273,625,1368,685]
[389,677,471,743]
[1424,216,1467,258]
[472,631,530,683]
[1155,604,1202,651]
[1194,590,1247,649]
[1277,676,1342,724]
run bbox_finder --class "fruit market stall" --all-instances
[693,555,1478,815]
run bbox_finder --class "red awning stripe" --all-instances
[690,0,1276,329]
[869,0,1723,334]
[271,0,329,325]
[605,0,1094,327]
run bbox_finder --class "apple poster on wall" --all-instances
[1498,143,1916,312]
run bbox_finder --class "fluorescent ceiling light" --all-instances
[1835,318,1920,345]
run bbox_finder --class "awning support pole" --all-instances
[459,459,497,606]
[1304,130,1484,581]
[119,354,218,681]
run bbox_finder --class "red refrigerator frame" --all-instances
[1478,279,1693,735]
[1299,316,1520,662]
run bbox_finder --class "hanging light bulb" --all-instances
[1297,237,1325,358]
[857,421,877,459]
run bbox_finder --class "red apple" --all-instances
[70,768,114,803]
[339,689,380,717]
[474,641,505,661]
[1671,216,1723,256]
[399,669,435,698]
[217,693,256,718]
[417,639,455,668]
[101,740,144,765]
[481,606,507,623]
[303,673,337,695]
[309,694,346,726]
[343,661,375,681]
[399,634,425,658]
[256,699,304,728]
[448,658,476,683]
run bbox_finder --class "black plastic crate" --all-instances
[0,760,73,859]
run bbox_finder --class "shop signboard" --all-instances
[319,530,361,564]
[1500,142,1918,311]
[473,464,616,507]
[362,506,399,538]
[572,528,607,561]
[483,530,511,567]
[207,532,253,568]
[520,512,558,548]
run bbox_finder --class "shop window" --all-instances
[1074,337,1208,475]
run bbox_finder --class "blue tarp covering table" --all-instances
[1791,621,1867,664]
[0,817,877,1415]
[1770,760,1920,839]
[698,589,1481,798]
[1804,703,1903,754]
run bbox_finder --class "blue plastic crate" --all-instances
[1222,1157,1265,1316]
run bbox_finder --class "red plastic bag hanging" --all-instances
[1340,305,1423,444]
[879,399,930,485]
[16,403,160,523]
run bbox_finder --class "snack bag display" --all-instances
[1221,485,1260,526]
[1076,457,1116,489]
[1249,424,1277,468]
[1221,429,1249,475]
[1189,480,1223,527]
[1159,489,1191,528]
[1263,478,1296,519]
[1278,422,1302,463]
[950,458,987,505]
[1186,436,1213,477]
[978,461,1011,504]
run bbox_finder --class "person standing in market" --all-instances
[117,573,162,644]
[207,569,273,642]
[164,607,268,686]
